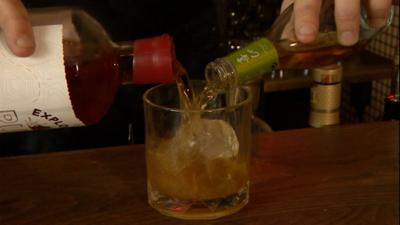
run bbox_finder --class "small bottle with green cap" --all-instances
[205,0,393,90]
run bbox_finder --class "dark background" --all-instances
[0,0,285,156]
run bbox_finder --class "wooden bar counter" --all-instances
[0,121,398,225]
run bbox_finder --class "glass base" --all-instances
[148,183,249,220]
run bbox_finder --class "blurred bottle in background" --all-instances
[383,56,400,121]
[309,64,343,128]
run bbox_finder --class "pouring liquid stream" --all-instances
[174,62,225,111]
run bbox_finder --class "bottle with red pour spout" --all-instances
[0,7,176,133]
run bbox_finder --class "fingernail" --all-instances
[339,31,357,46]
[299,24,316,36]
[369,18,386,28]
[16,36,34,48]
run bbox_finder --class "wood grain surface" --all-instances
[0,121,398,225]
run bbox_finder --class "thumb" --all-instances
[0,0,35,57]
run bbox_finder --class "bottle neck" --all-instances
[212,38,278,86]
[114,41,135,84]
[115,34,176,84]
[205,58,237,90]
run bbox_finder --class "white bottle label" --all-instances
[0,25,84,133]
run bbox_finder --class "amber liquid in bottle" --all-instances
[63,40,125,125]
[275,39,366,70]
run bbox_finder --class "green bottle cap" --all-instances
[224,38,278,84]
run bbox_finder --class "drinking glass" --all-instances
[143,81,252,220]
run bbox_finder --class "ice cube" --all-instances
[149,118,241,200]
[190,119,239,159]
[159,118,239,167]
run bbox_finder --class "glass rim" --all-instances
[143,82,253,113]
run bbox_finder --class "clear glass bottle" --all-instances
[0,7,176,133]
[205,0,394,89]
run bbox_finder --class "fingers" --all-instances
[282,0,392,46]
[280,0,294,12]
[293,0,322,43]
[0,0,34,57]
[335,0,360,46]
[366,0,392,28]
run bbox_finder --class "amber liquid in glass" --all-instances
[146,62,249,220]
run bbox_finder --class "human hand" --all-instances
[281,0,393,46]
[0,0,34,56]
